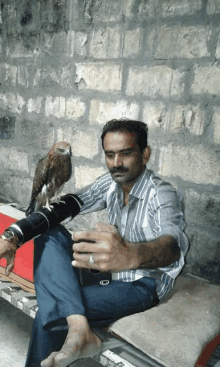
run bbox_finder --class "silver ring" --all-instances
[89,254,95,265]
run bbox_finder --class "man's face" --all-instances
[103,131,148,185]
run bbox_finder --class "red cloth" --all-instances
[195,334,220,367]
[0,213,34,282]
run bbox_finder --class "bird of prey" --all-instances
[26,141,72,216]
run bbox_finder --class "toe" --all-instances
[41,351,59,367]
[53,352,76,367]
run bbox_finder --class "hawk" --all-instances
[26,142,72,216]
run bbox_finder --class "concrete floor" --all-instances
[0,297,33,366]
[0,297,101,367]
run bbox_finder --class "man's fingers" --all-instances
[5,253,15,276]
[72,252,106,270]
[5,263,14,277]
[72,241,106,253]
[72,229,112,244]
[41,351,58,366]
[72,230,96,242]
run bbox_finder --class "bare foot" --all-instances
[41,315,102,367]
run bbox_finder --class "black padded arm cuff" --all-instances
[7,194,83,247]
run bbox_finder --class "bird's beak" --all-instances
[63,148,72,156]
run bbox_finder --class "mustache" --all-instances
[109,167,129,174]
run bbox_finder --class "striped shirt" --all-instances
[76,167,188,300]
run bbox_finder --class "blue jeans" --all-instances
[25,225,159,367]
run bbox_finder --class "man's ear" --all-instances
[142,146,151,164]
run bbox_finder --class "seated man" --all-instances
[0,119,188,367]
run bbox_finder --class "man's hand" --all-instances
[72,223,137,273]
[0,238,17,276]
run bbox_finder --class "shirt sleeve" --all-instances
[74,174,111,214]
[148,185,189,256]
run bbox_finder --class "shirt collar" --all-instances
[129,167,151,199]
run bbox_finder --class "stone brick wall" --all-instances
[0,0,219,282]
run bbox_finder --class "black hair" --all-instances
[101,118,148,153]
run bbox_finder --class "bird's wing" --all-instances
[26,157,50,216]
[45,155,72,199]
[30,157,50,201]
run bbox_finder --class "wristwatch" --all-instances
[0,229,22,248]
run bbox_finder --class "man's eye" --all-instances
[122,152,130,156]
[106,154,114,159]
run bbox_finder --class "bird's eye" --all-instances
[59,148,65,153]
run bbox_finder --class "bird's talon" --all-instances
[43,204,53,212]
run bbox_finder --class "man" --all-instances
[0,119,188,367]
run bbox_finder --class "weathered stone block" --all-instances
[0,93,25,114]
[66,97,86,120]
[142,101,168,129]
[71,131,99,159]
[89,27,121,59]
[33,67,57,87]
[193,66,220,95]
[19,120,55,149]
[18,66,29,87]
[0,147,29,173]
[0,94,7,111]
[145,29,155,58]
[89,99,139,125]
[74,166,106,189]
[126,66,184,97]
[33,64,72,88]
[186,227,220,264]
[212,108,220,144]
[85,0,124,22]
[138,0,202,17]
[158,143,220,185]
[43,31,68,56]
[5,64,17,86]
[138,0,160,17]
[0,63,5,85]
[207,0,220,14]
[27,97,42,114]
[215,33,220,59]
[42,30,87,57]
[75,63,122,92]
[89,29,108,59]
[162,0,202,16]
[6,32,40,58]
[56,124,73,145]
[167,104,204,135]
[45,96,65,118]
[1,174,33,208]
[185,226,220,283]
[123,28,141,58]
[38,0,67,33]
[155,26,211,59]
[69,31,87,57]
[216,29,220,59]
[57,127,99,159]
[0,116,16,139]
[185,189,220,228]
[124,0,135,18]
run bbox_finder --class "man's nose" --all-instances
[113,154,123,167]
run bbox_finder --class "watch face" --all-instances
[3,230,14,240]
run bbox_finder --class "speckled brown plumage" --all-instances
[26,142,72,216]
